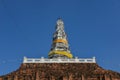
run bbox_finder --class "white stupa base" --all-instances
[23,57,96,63]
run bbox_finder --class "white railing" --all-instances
[23,57,96,63]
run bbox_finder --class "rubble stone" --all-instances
[0,63,120,80]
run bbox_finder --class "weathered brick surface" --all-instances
[0,63,120,80]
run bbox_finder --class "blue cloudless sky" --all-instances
[0,0,120,75]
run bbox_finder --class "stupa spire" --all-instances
[48,18,73,59]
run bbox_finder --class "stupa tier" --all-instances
[48,18,73,59]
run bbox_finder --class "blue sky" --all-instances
[0,0,120,75]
